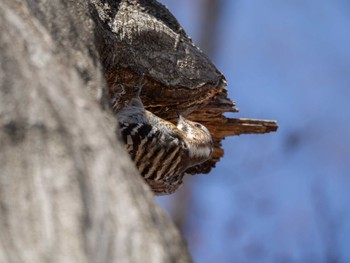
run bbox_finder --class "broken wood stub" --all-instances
[92,0,278,179]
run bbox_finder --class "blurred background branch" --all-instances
[159,0,350,262]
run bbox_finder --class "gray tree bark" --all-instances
[0,0,277,261]
[0,0,193,262]
[91,0,277,175]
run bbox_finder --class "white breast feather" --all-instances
[188,145,211,159]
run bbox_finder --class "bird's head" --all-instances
[177,114,213,162]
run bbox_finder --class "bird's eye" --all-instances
[194,123,201,128]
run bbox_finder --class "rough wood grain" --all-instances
[0,0,277,260]
[92,0,278,175]
[0,0,192,262]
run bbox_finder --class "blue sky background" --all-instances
[158,1,350,262]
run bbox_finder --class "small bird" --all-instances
[117,78,213,195]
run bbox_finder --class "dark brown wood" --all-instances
[92,0,278,175]
[0,0,277,261]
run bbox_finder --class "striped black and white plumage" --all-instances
[117,90,213,195]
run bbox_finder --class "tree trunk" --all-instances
[0,0,192,262]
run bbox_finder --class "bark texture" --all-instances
[0,0,277,262]
[92,0,278,174]
[0,0,192,262]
